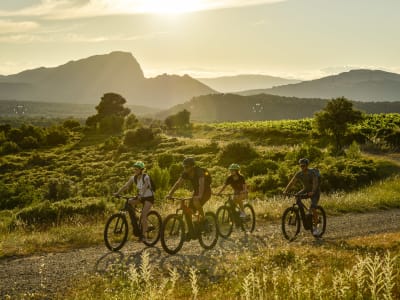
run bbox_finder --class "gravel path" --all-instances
[1,209,400,298]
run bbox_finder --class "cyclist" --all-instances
[283,158,321,235]
[217,163,248,218]
[166,157,211,239]
[114,161,155,242]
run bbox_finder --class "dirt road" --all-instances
[1,209,399,298]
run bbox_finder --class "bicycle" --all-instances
[160,197,218,255]
[214,193,256,238]
[104,195,162,251]
[281,193,326,241]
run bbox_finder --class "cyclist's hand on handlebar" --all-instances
[113,192,120,197]
[166,194,173,200]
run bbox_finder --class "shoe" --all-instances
[240,212,247,219]
[185,232,194,241]
[312,228,320,237]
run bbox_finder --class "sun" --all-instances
[120,0,205,15]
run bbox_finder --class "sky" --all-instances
[1,0,400,80]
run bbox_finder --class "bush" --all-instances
[47,177,73,201]
[245,159,279,177]
[20,136,39,149]
[1,141,20,154]
[217,141,259,166]
[124,127,155,147]
[46,127,69,146]
[63,119,81,131]
[99,115,124,133]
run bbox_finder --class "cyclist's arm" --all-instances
[217,184,227,195]
[167,177,184,197]
[283,176,297,193]
[115,176,134,195]
[311,172,318,194]
[195,176,205,201]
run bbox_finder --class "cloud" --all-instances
[0,19,39,33]
[0,0,286,19]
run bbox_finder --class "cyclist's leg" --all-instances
[310,192,320,224]
[233,193,246,213]
[140,199,153,237]
[128,197,140,220]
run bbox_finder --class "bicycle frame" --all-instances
[118,196,144,237]
[287,193,312,229]
[171,197,202,235]
[220,194,242,226]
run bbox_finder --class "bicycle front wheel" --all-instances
[161,214,185,255]
[241,204,256,233]
[141,210,162,247]
[282,207,300,241]
[104,213,129,251]
[216,205,233,238]
[199,212,218,250]
[311,206,326,238]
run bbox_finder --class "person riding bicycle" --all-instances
[217,163,248,218]
[283,158,320,235]
[114,161,154,242]
[166,157,212,240]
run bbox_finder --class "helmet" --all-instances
[228,163,240,170]
[182,157,195,167]
[298,158,309,166]
[133,161,145,169]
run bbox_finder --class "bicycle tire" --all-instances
[311,206,327,238]
[141,210,162,247]
[104,213,129,251]
[282,207,300,241]
[241,204,256,233]
[198,212,218,250]
[216,205,233,238]
[160,214,185,255]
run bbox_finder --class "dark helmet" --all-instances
[182,157,195,167]
[298,158,309,165]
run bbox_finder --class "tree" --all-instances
[165,109,191,129]
[86,93,130,133]
[315,97,364,153]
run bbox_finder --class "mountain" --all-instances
[0,51,216,109]
[238,69,400,102]
[157,93,400,122]
[196,74,300,93]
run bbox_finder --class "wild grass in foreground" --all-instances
[63,234,400,300]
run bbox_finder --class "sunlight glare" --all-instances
[120,0,204,15]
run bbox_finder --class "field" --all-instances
[1,110,400,298]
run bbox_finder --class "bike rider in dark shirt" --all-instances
[167,157,212,238]
[217,163,248,218]
[283,158,321,235]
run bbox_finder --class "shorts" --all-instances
[190,188,211,210]
[298,190,320,208]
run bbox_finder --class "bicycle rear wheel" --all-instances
[311,206,326,238]
[141,211,162,247]
[199,212,218,250]
[282,207,300,241]
[104,213,128,251]
[216,205,233,238]
[161,214,185,255]
[241,204,256,233]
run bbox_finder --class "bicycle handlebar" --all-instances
[283,192,308,197]
[166,196,192,201]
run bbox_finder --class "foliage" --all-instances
[315,97,364,152]
[165,109,191,129]
[124,127,155,146]
[217,141,259,166]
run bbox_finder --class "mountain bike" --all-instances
[281,193,326,241]
[214,193,256,238]
[160,197,218,255]
[104,196,162,251]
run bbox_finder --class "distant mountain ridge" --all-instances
[0,51,216,109]
[239,69,400,102]
[196,74,300,93]
[157,93,400,122]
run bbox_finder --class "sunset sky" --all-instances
[1,0,400,79]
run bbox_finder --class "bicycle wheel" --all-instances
[282,207,300,241]
[216,205,233,238]
[311,206,327,238]
[241,204,256,233]
[161,214,185,255]
[141,211,162,247]
[104,213,129,251]
[199,212,218,250]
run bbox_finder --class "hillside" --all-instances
[196,74,300,92]
[157,93,400,122]
[239,69,400,102]
[0,51,216,109]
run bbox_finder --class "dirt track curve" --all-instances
[1,209,400,298]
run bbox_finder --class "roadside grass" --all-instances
[1,175,400,258]
[62,232,400,300]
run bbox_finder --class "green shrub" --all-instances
[20,136,39,149]
[0,141,20,154]
[46,127,69,146]
[245,158,279,177]
[63,119,81,131]
[124,127,155,146]
[47,177,73,201]
[218,141,259,166]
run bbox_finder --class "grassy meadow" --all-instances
[1,111,400,299]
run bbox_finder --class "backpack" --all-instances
[202,168,212,187]
[134,174,156,192]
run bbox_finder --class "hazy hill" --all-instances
[157,93,400,122]
[0,51,216,109]
[196,74,300,93]
[239,69,400,102]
